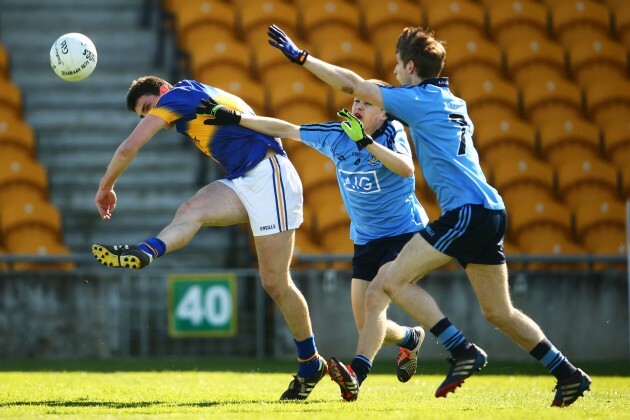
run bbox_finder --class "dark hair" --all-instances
[396,27,446,79]
[126,76,172,111]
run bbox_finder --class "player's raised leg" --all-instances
[92,180,248,269]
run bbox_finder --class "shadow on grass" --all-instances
[2,398,323,408]
[0,357,627,376]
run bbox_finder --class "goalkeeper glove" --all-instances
[268,24,309,65]
[337,108,374,150]
[196,98,242,125]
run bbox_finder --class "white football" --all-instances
[50,33,97,82]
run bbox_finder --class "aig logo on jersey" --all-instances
[339,169,381,194]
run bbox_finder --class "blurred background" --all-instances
[0,0,627,363]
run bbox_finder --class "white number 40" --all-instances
[176,285,232,326]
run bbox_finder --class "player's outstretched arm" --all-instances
[196,98,301,141]
[267,24,383,109]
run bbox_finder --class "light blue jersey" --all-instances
[380,78,504,213]
[300,119,428,245]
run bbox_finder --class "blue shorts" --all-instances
[352,232,417,281]
[420,204,506,268]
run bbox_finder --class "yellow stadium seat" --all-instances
[316,36,378,78]
[290,147,337,195]
[487,0,550,47]
[622,165,630,199]
[454,77,520,125]
[320,222,354,255]
[523,232,589,271]
[188,34,253,83]
[0,156,48,207]
[0,44,9,79]
[567,37,628,88]
[0,114,35,159]
[426,0,486,43]
[173,0,236,50]
[520,75,584,126]
[238,1,298,44]
[615,2,630,49]
[197,69,266,116]
[472,117,537,167]
[7,238,75,271]
[538,117,602,167]
[556,158,620,209]
[308,183,351,234]
[509,197,573,250]
[267,75,331,125]
[603,120,630,170]
[0,198,62,251]
[574,198,625,244]
[300,1,361,46]
[503,37,568,87]
[492,156,555,208]
[361,0,424,50]
[443,38,504,87]
[584,78,630,128]
[0,79,22,118]
[550,0,613,46]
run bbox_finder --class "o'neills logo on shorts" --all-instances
[260,224,276,231]
[425,226,435,236]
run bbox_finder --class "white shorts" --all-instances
[219,154,303,236]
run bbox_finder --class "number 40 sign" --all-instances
[167,273,237,337]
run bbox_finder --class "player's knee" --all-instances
[481,306,513,327]
[259,271,289,300]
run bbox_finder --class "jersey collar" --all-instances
[418,77,449,88]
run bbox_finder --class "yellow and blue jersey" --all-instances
[148,79,285,179]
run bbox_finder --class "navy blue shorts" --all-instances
[420,204,506,268]
[352,232,417,281]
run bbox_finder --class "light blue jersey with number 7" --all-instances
[380,78,505,213]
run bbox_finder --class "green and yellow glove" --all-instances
[196,98,242,125]
[337,108,374,150]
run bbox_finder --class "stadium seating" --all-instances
[574,198,625,244]
[299,1,361,46]
[614,1,630,49]
[290,147,337,196]
[425,0,486,43]
[509,196,573,250]
[238,0,298,44]
[196,69,266,116]
[522,232,590,271]
[487,0,550,47]
[556,158,620,209]
[0,156,48,207]
[319,222,354,255]
[584,78,630,128]
[0,198,62,251]
[538,117,602,167]
[492,155,555,208]
[0,44,8,79]
[472,117,537,167]
[315,36,378,78]
[6,238,75,271]
[454,77,520,125]
[0,79,23,118]
[172,0,236,51]
[549,0,613,46]
[623,165,630,199]
[503,37,568,87]
[267,76,331,125]
[520,75,584,126]
[443,38,504,87]
[361,0,424,50]
[0,112,35,160]
[603,119,630,170]
[566,37,628,88]
[307,183,351,235]
[188,34,253,84]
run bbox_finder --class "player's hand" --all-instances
[95,188,117,221]
[337,108,374,150]
[196,98,242,125]
[268,24,309,65]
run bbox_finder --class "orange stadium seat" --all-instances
[550,0,613,46]
[316,37,378,78]
[584,78,630,128]
[172,0,236,50]
[7,238,74,271]
[0,44,9,79]
[425,0,486,43]
[319,222,354,257]
[293,229,326,267]
[253,40,316,86]
[615,2,630,49]
[0,198,62,251]
[300,1,361,46]
[523,233,589,271]
[574,198,625,244]
[189,34,253,83]
[238,1,298,44]
[603,120,630,170]
[0,79,22,118]
[567,37,628,88]
[197,69,266,115]
[267,76,331,125]
[492,156,555,209]
[0,114,35,159]
[509,197,573,250]
[361,0,424,50]
[454,77,520,124]
[556,158,620,209]
[472,117,537,167]
[623,165,630,198]
[503,37,568,87]
[289,147,337,194]
[0,156,48,207]
[538,117,602,167]
[308,183,351,234]
[487,0,550,47]
[442,38,504,87]
[520,75,584,126]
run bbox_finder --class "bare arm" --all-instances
[239,114,302,141]
[95,115,165,220]
[365,142,414,178]
[303,55,384,109]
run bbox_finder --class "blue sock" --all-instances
[350,355,372,386]
[295,336,319,378]
[530,338,577,380]
[138,237,166,258]
[430,318,472,357]
[397,327,419,351]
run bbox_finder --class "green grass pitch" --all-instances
[0,358,628,418]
